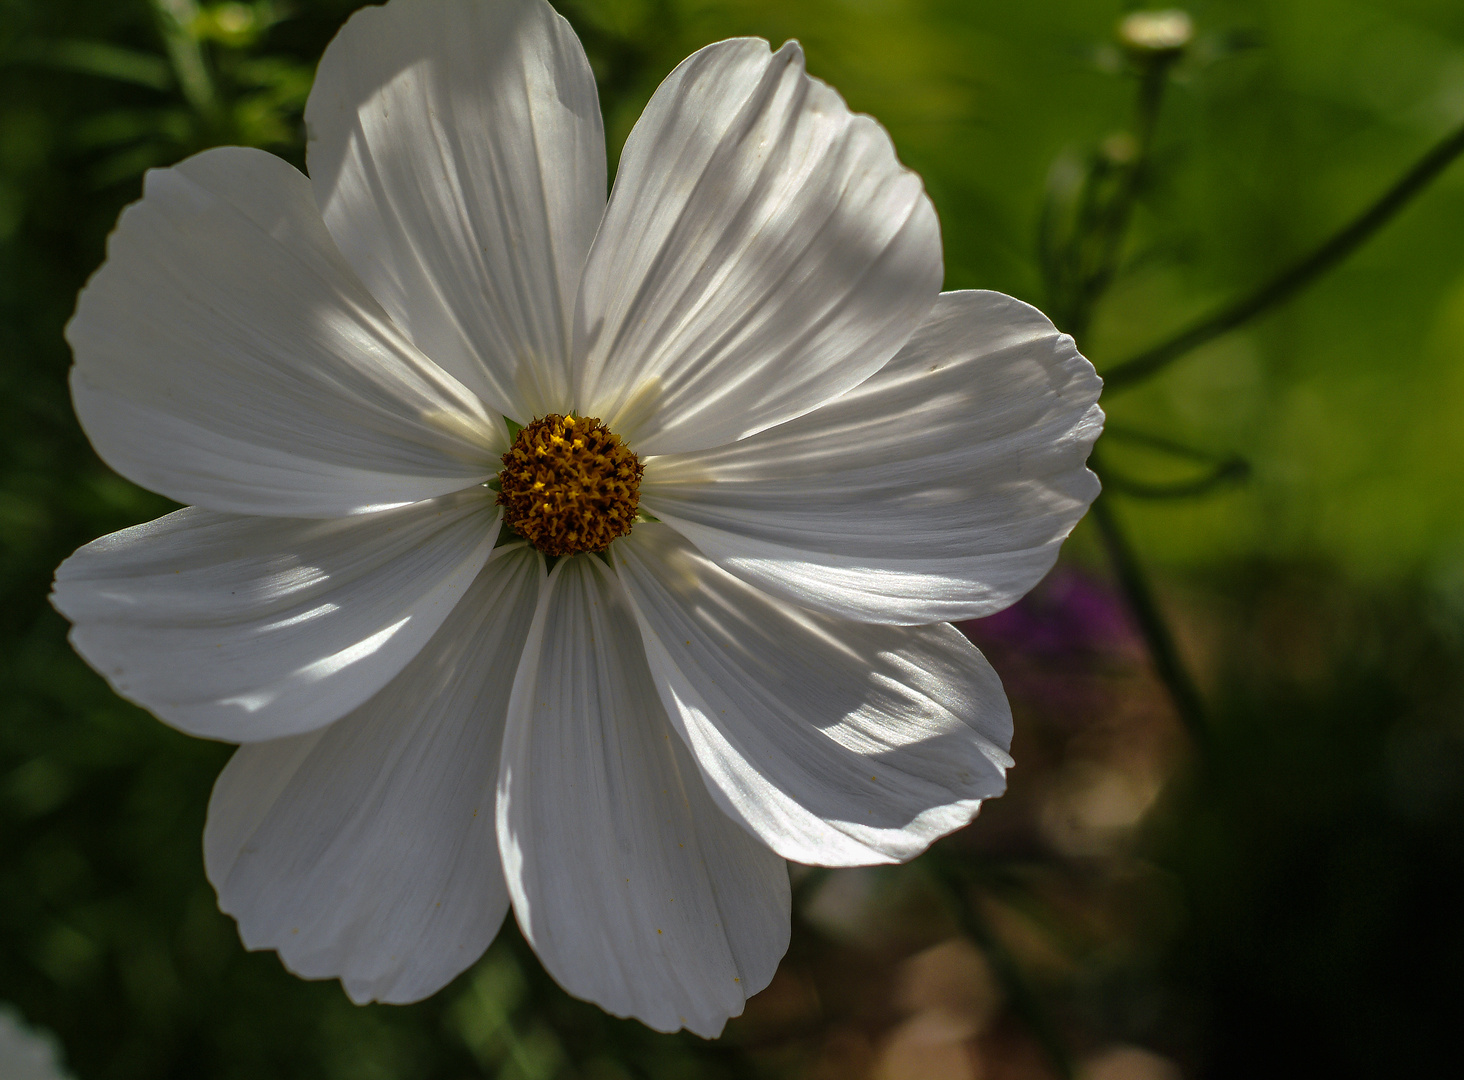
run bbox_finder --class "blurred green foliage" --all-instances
[3,1,1464,1078]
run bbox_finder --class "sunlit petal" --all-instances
[53,491,498,742]
[642,291,1102,623]
[67,147,502,518]
[206,544,543,1003]
[497,554,789,1036]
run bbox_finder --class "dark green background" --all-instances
[3,1,1463,1077]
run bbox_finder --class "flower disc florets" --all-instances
[497,414,643,556]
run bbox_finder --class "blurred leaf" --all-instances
[8,39,173,90]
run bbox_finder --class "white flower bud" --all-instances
[1119,9,1194,53]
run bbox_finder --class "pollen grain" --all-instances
[497,414,643,556]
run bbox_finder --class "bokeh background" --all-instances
[4,1,1464,1077]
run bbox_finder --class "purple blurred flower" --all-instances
[963,568,1136,659]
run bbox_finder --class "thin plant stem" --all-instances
[1087,484,1208,746]
[1103,115,1464,391]
[1101,455,1249,500]
[149,0,219,122]
[932,45,1202,1069]
[1102,422,1242,463]
[1067,55,1175,341]
[930,858,1075,1080]
[1052,50,1210,743]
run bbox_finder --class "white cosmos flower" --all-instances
[50,0,1102,1037]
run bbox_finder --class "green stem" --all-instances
[1085,58,1173,326]
[149,0,219,122]
[1103,116,1464,391]
[1101,455,1249,500]
[930,858,1075,1080]
[1048,54,1209,743]
[1101,422,1241,464]
[1057,54,1176,341]
[1087,485,1208,746]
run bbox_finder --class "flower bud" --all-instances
[1118,9,1194,53]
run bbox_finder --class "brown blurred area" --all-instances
[720,565,1189,1080]
[718,552,1464,1080]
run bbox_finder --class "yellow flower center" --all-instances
[497,414,643,556]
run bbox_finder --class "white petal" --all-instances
[0,1008,68,1080]
[307,0,605,419]
[613,524,1013,867]
[497,555,789,1037]
[52,490,498,742]
[205,544,544,1004]
[641,291,1104,624]
[572,38,942,455]
[66,147,502,518]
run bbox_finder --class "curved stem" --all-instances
[1101,422,1242,463]
[1103,117,1464,391]
[1102,455,1250,500]
[1087,484,1208,746]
